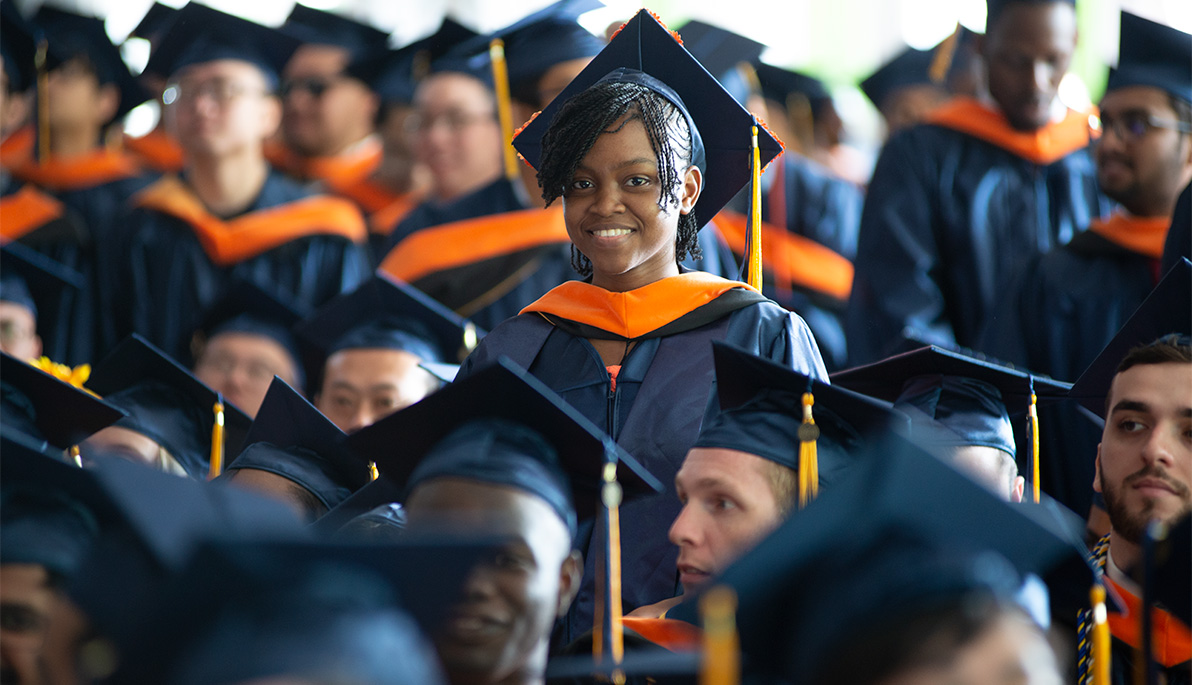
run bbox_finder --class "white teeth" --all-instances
[593,228,632,237]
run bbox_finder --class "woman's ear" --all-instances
[679,164,701,215]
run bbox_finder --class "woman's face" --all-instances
[562,112,700,291]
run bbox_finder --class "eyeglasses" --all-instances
[163,79,267,106]
[279,75,346,99]
[1097,111,1192,142]
[194,352,281,385]
[404,110,496,135]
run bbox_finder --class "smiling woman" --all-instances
[456,10,828,644]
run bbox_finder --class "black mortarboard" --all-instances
[0,352,125,450]
[344,19,481,105]
[1069,258,1191,417]
[144,3,301,85]
[832,345,1071,458]
[694,342,907,486]
[513,9,783,228]
[754,62,831,107]
[192,279,307,388]
[860,46,938,110]
[128,2,179,43]
[309,475,405,538]
[1107,12,1191,103]
[295,273,479,393]
[985,0,1074,29]
[1,0,58,93]
[1,240,83,322]
[1155,513,1191,626]
[33,6,149,120]
[675,21,765,84]
[280,3,390,58]
[87,335,252,480]
[669,433,1096,682]
[346,357,663,537]
[222,377,368,511]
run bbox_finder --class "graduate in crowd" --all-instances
[860,44,951,138]
[122,2,185,174]
[269,4,390,197]
[459,10,826,642]
[0,242,82,362]
[847,0,1112,365]
[113,3,369,362]
[0,0,36,160]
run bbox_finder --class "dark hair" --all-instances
[1107,334,1192,413]
[536,79,701,276]
[987,0,1074,34]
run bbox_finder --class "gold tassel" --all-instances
[929,23,961,85]
[368,461,379,481]
[489,39,519,182]
[699,585,740,685]
[1090,583,1111,685]
[602,461,625,676]
[798,392,819,508]
[35,39,50,161]
[746,124,763,291]
[69,445,82,468]
[1028,389,1040,503]
[207,401,225,480]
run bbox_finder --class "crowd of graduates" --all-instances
[0,0,1190,682]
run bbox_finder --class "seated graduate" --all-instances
[113,3,369,362]
[627,342,905,623]
[340,358,662,685]
[189,279,307,418]
[295,273,478,433]
[860,43,951,140]
[832,344,1071,504]
[81,334,252,480]
[0,242,82,362]
[217,377,370,523]
[1067,271,1192,682]
[457,10,827,642]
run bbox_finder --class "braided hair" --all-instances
[536,80,702,276]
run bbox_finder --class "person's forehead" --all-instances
[679,447,773,487]
[283,43,350,77]
[1099,85,1174,116]
[174,58,267,84]
[405,477,564,535]
[416,72,492,110]
[987,3,1076,46]
[326,347,422,376]
[1108,362,1192,410]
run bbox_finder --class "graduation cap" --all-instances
[294,273,479,394]
[1107,12,1191,103]
[675,20,766,104]
[309,475,405,539]
[0,352,125,451]
[514,9,783,232]
[222,377,369,511]
[860,46,939,110]
[33,6,149,121]
[669,433,1098,682]
[1,240,83,323]
[128,2,179,43]
[280,3,391,58]
[344,19,481,105]
[144,3,301,85]
[1069,258,1191,418]
[1,0,60,93]
[191,278,307,388]
[87,335,253,480]
[695,342,908,506]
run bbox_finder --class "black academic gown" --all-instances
[456,271,828,646]
[846,97,1112,365]
[115,170,370,361]
[1163,183,1191,274]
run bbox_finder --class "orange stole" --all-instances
[368,192,422,236]
[622,617,702,653]
[133,176,366,267]
[521,272,758,340]
[0,127,34,167]
[1088,213,1170,259]
[124,130,185,173]
[1104,575,1192,668]
[925,97,1093,166]
[379,206,569,283]
[10,150,142,191]
[714,209,854,301]
[0,185,66,241]
[266,140,381,188]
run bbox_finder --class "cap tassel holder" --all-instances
[368,461,379,481]
[1089,583,1111,685]
[1027,378,1041,503]
[744,122,764,291]
[489,38,519,182]
[593,461,626,682]
[797,391,819,508]
[207,400,225,480]
[69,445,82,468]
[699,585,740,685]
[35,40,50,162]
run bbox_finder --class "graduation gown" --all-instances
[846,97,1112,364]
[1163,182,1191,274]
[457,271,828,644]
[124,129,186,174]
[116,170,370,361]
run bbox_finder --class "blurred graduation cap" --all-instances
[281,3,390,58]
[344,18,480,105]
[669,433,1099,682]
[346,357,663,534]
[514,9,783,230]
[860,46,938,111]
[308,475,405,539]
[1,240,83,324]
[222,377,369,511]
[87,334,252,480]
[33,6,149,121]
[1107,12,1191,103]
[695,342,908,505]
[754,62,831,108]
[128,2,179,43]
[144,3,301,85]
[294,273,479,394]
[0,352,125,451]
[1,0,61,93]
[1069,258,1191,418]
[191,278,307,389]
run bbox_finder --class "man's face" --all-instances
[0,563,54,685]
[1095,86,1192,217]
[193,332,300,418]
[0,303,41,361]
[980,1,1077,131]
[1094,362,1192,544]
[404,478,579,685]
[45,58,117,134]
[1,64,31,140]
[315,348,439,433]
[280,44,378,158]
[412,73,503,202]
[669,447,787,593]
[166,59,279,159]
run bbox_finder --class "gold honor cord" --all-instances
[1090,584,1111,685]
[207,401,225,480]
[489,39,519,181]
[700,585,740,685]
[797,392,819,508]
[746,124,763,291]
[1028,390,1040,503]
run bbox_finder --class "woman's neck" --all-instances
[591,260,680,293]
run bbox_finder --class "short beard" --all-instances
[1100,461,1192,544]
